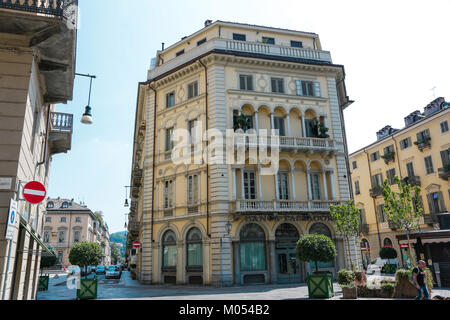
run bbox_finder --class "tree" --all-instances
[330,200,360,270]
[110,243,120,265]
[381,176,423,267]
[69,242,103,278]
[296,234,337,273]
[379,247,398,265]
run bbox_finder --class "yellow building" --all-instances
[350,98,450,271]
[128,20,361,285]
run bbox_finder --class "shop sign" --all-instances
[0,177,13,190]
[244,214,332,223]
[400,244,409,249]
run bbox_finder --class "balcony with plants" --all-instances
[402,175,421,187]
[370,185,383,198]
[381,151,395,164]
[414,136,431,151]
[438,163,450,181]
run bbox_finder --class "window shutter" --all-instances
[438,192,446,212]
[296,80,303,95]
[361,209,366,224]
[240,76,245,90]
[426,194,434,213]
[313,81,321,97]
[441,150,450,166]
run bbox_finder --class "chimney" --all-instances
[204,20,213,28]
[161,42,165,51]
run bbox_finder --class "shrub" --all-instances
[379,247,398,260]
[338,269,355,286]
[296,234,337,274]
[381,282,395,297]
[130,264,137,269]
[395,267,434,291]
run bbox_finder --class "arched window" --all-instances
[275,223,299,241]
[186,228,202,269]
[46,202,54,209]
[309,223,332,238]
[61,202,69,209]
[383,238,393,247]
[162,230,177,269]
[240,224,266,271]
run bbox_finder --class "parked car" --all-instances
[105,265,121,279]
[69,266,81,275]
[367,258,399,274]
[96,266,106,275]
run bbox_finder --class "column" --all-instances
[307,171,313,200]
[270,112,275,135]
[301,115,306,137]
[232,168,236,200]
[274,173,280,200]
[241,168,245,200]
[290,168,296,200]
[176,240,184,284]
[258,165,263,200]
[330,171,336,200]
[254,111,259,131]
[322,171,329,201]
[269,240,277,284]
[286,114,291,136]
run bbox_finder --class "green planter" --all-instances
[307,273,334,298]
[38,275,49,292]
[77,278,98,300]
[383,264,397,275]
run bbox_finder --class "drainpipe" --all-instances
[37,105,51,167]
[198,59,211,238]
[364,149,382,249]
[149,84,157,243]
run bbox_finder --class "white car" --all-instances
[367,258,399,274]
[105,265,122,279]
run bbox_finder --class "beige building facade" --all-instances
[128,20,361,286]
[43,199,111,267]
[350,98,450,270]
[0,2,77,299]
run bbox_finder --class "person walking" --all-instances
[412,260,429,300]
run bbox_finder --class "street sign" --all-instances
[400,244,409,249]
[133,241,141,249]
[22,181,46,204]
[5,199,17,240]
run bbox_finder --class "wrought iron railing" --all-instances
[370,185,383,198]
[0,0,77,18]
[235,200,342,213]
[50,112,73,133]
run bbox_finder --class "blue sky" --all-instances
[48,0,450,234]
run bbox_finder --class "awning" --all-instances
[20,221,55,256]
[421,238,450,244]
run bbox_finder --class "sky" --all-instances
[48,0,450,234]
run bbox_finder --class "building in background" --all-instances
[349,97,450,279]
[44,198,111,267]
[128,20,360,286]
[0,1,78,300]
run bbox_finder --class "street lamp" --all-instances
[76,73,96,125]
[226,220,232,236]
[124,186,131,207]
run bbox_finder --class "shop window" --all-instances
[186,228,203,270]
[240,224,266,271]
[162,230,177,270]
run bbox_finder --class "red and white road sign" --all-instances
[133,241,141,249]
[400,244,409,249]
[22,181,46,204]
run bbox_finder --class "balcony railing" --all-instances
[370,186,383,198]
[381,151,395,164]
[0,0,76,17]
[132,168,143,187]
[402,175,421,187]
[234,134,336,152]
[424,214,439,225]
[50,112,73,133]
[414,137,431,151]
[388,220,401,231]
[234,200,341,213]
[438,165,450,181]
[148,38,332,80]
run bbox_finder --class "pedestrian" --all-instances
[412,260,429,300]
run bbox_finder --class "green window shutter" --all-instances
[361,209,366,224]
[438,192,446,212]
[441,149,450,166]
[426,194,434,213]
[313,81,321,97]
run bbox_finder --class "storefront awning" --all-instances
[20,221,55,256]
[421,238,450,244]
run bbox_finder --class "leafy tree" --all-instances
[379,247,398,265]
[69,242,103,278]
[296,234,337,273]
[330,200,360,270]
[110,243,120,265]
[233,114,251,131]
[381,176,423,267]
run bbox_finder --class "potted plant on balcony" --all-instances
[381,151,395,164]
[296,234,337,298]
[69,242,103,300]
[414,136,431,150]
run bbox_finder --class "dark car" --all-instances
[96,266,106,275]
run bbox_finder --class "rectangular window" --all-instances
[176,49,185,57]
[311,173,321,200]
[377,204,386,223]
[165,128,174,151]
[386,168,396,185]
[60,217,66,223]
[75,217,81,223]
[188,119,197,144]
[400,137,412,150]
[273,116,286,136]
[163,245,177,267]
[271,77,284,93]
[74,231,80,243]
[243,171,256,200]
[417,129,430,141]
[424,156,434,174]
[45,217,51,223]
[58,231,65,243]
[296,80,321,97]
[43,232,50,243]
[371,173,383,187]
[371,151,380,162]
[166,92,175,108]
[187,81,198,99]
[406,162,415,177]
[278,172,290,200]
[197,38,206,46]
[187,174,199,205]
[233,33,246,41]
[441,120,449,134]
[384,145,394,155]
[352,161,357,169]
[164,180,173,208]
[262,37,275,44]
[441,149,450,167]
[239,75,254,91]
[290,40,303,48]
[355,181,360,195]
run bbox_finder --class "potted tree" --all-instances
[69,242,103,300]
[337,269,357,299]
[379,247,398,274]
[296,234,337,298]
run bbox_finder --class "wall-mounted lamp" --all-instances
[76,73,97,125]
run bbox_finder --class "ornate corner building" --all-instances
[127,20,361,286]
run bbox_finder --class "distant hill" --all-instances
[110,231,127,258]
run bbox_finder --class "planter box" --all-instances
[76,278,98,300]
[307,273,334,298]
[342,286,357,299]
[393,278,419,298]
[38,275,49,292]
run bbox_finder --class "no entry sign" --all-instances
[22,181,46,204]
[133,241,141,249]
[400,244,409,249]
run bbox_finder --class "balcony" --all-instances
[131,186,140,198]
[128,220,140,236]
[438,165,450,181]
[0,0,78,103]
[414,137,431,151]
[148,38,332,80]
[381,151,395,164]
[359,224,369,235]
[48,112,73,154]
[132,168,143,187]
[402,175,421,187]
[233,200,342,213]
[370,186,383,198]
[388,220,401,231]
[423,214,439,225]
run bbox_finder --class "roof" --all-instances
[46,198,91,212]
